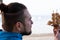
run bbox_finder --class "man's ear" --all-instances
[15,22,22,31]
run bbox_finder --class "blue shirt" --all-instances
[0,31,22,40]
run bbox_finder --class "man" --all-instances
[0,2,33,40]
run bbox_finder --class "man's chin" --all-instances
[22,31,32,36]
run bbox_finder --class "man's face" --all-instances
[22,9,33,35]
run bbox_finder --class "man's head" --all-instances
[0,2,33,35]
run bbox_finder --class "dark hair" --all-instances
[0,2,27,32]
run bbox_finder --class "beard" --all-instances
[20,23,32,35]
[21,31,32,36]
